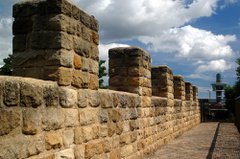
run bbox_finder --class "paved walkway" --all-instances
[145,123,240,159]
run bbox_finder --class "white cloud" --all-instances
[187,73,213,81]
[99,43,130,60]
[220,0,238,9]
[196,59,232,73]
[139,25,236,60]
[74,0,218,41]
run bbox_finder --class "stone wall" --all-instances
[0,76,200,159]
[0,0,201,158]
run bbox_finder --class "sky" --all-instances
[0,0,239,99]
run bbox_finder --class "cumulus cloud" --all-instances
[139,25,236,60]
[74,0,218,41]
[99,43,130,60]
[196,59,232,73]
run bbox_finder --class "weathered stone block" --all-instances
[45,49,74,68]
[44,67,73,86]
[13,18,33,34]
[13,35,26,52]
[72,70,90,88]
[74,126,99,144]
[42,108,64,131]
[79,108,99,126]
[0,109,21,136]
[89,74,99,90]
[77,89,88,108]
[45,0,73,17]
[20,82,43,108]
[100,109,109,123]
[92,31,99,45]
[85,140,104,158]
[55,148,74,159]
[45,131,63,150]
[43,83,59,107]
[74,145,85,159]
[99,90,113,108]
[33,14,70,32]
[63,129,74,148]
[88,90,100,107]
[22,108,41,135]
[59,87,77,108]
[74,53,82,69]
[73,37,90,57]
[13,1,39,18]
[64,109,79,127]
[81,57,90,71]
[31,32,73,50]
[3,81,20,106]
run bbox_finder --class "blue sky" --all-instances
[0,0,239,99]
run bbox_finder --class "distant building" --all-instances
[211,73,227,103]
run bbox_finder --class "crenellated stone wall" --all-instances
[0,0,200,158]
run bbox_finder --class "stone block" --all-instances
[88,90,100,107]
[33,14,70,32]
[3,81,20,106]
[45,49,74,68]
[44,67,73,86]
[85,140,104,158]
[55,148,74,159]
[13,17,33,34]
[77,89,88,108]
[120,144,133,158]
[31,31,73,50]
[79,108,99,126]
[74,126,99,144]
[90,44,99,60]
[22,108,41,135]
[73,37,90,57]
[92,31,99,45]
[100,109,109,123]
[81,57,90,71]
[13,35,27,52]
[82,27,91,42]
[59,87,77,108]
[0,109,21,136]
[99,90,113,108]
[108,122,116,137]
[89,74,99,90]
[74,145,85,159]
[20,82,43,108]
[79,9,91,28]
[72,70,90,88]
[45,131,63,150]
[13,1,39,18]
[89,59,98,75]
[42,108,64,131]
[45,0,73,17]
[64,109,79,127]
[74,53,82,69]
[63,128,74,148]
[43,83,59,107]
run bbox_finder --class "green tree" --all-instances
[99,60,108,88]
[0,54,13,75]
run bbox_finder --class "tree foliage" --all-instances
[0,54,13,75]
[99,60,108,88]
[224,57,240,114]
